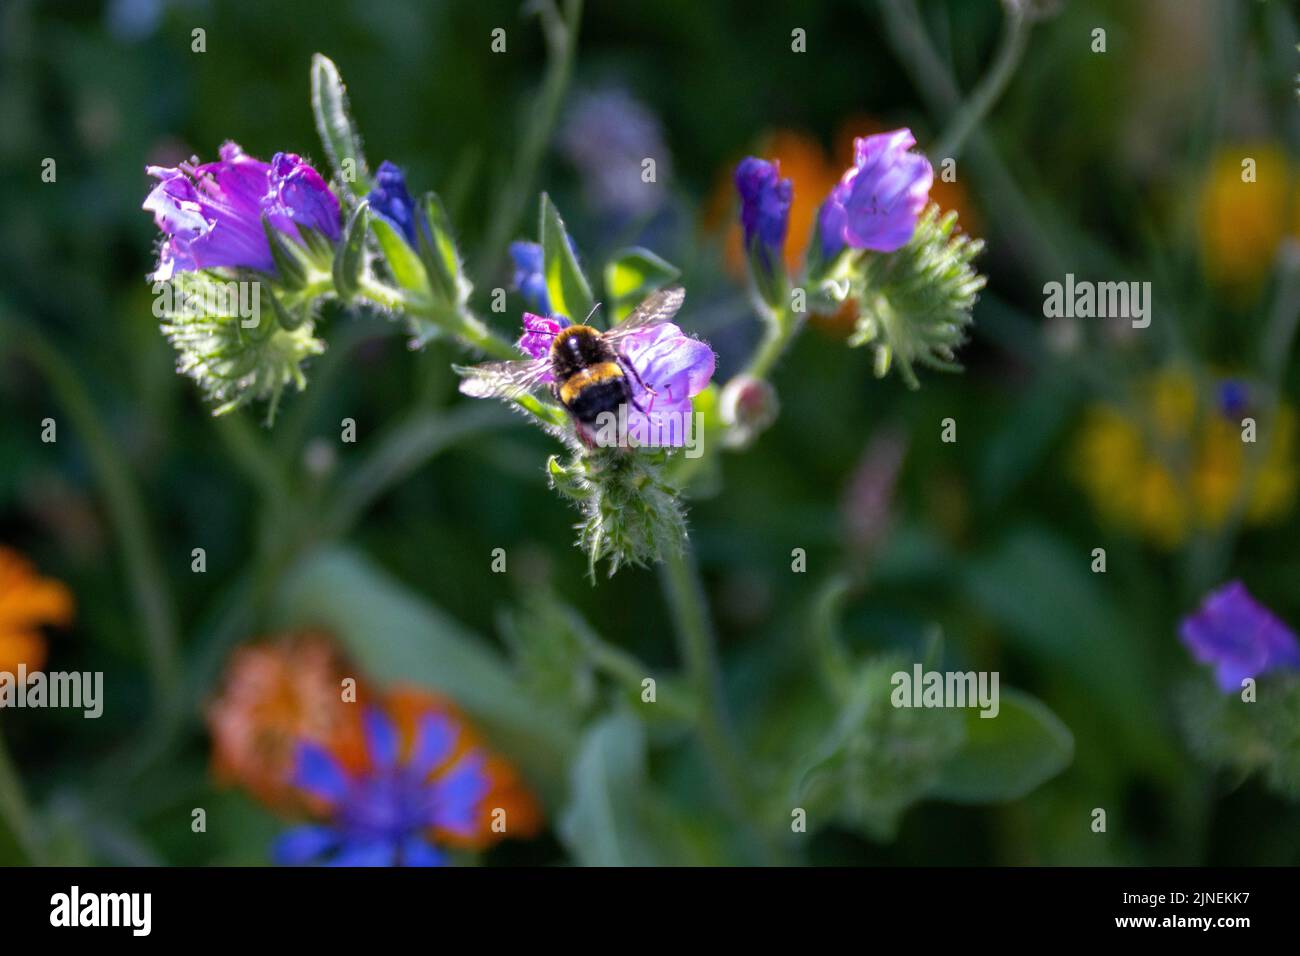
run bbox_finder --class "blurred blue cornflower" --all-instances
[143,142,340,281]
[273,706,492,866]
[818,128,933,260]
[1181,581,1300,692]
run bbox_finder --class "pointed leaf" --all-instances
[369,217,430,297]
[929,689,1073,803]
[539,193,594,322]
[332,201,369,303]
[311,54,372,198]
[416,192,469,306]
[604,247,681,320]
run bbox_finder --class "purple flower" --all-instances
[1180,581,1300,692]
[517,311,568,359]
[512,310,714,448]
[735,157,792,276]
[510,241,553,316]
[143,142,340,281]
[818,128,933,260]
[366,160,419,246]
[273,708,492,867]
[620,322,715,446]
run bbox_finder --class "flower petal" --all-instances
[271,824,339,865]
[291,742,350,805]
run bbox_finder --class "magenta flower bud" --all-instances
[143,141,340,281]
[818,128,933,259]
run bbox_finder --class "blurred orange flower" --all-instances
[207,632,368,808]
[208,636,541,850]
[0,546,73,673]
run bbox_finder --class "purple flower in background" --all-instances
[366,160,419,246]
[1180,581,1300,692]
[735,157,793,276]
[143,142,340,281]
[273,708,491,867]
[513,310,714,447]
[558,87,671,218]
[510,241,553,316]
[818,128,933,260]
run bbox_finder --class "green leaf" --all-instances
[539,193,594,322]
[369,217,430,298]
[557,712,691,865]
[310,54,371,198]
[260,216,307,291]
[332,201,369,304]
[416,192,469,306]
[272,546,576,802]
[604,247,681,320]
[960,527,1174,771]
[930,689,1074,803]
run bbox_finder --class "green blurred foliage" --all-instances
[2,0,1300,865]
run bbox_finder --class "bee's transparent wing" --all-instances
[603,286,686,345]
[454,357,552,400]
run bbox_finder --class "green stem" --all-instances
[585,639,698,722]
[0,731,47,865]
[930,2,1030,161]
[659,544,769,845]
[473,0,583,279]
[5,319,183,726]
[741,304,798,381]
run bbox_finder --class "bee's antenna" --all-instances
[585,302,603,324]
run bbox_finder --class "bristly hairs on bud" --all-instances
[847,204,986,389]
[548,446,690,580]
[160,270,325,424]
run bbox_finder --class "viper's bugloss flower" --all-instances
[1181,581,1300,692]
[510,241,553,316]
[819,129,933,259]
[366,160,419,246]
[273,688,539,866]
[735,157,793,279]
[206,633,367,809]
[0,546,73,674]
[514,311,715,447]
[143,142,339,281]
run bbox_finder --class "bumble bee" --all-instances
[456,286,685,437]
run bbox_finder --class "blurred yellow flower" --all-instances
[1073,368,1296,548]
[1198,144,1300,290]
[0,546,74,673]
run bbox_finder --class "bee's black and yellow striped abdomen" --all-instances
[550,325,632,427]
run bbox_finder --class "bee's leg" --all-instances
[617,349,657,414]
